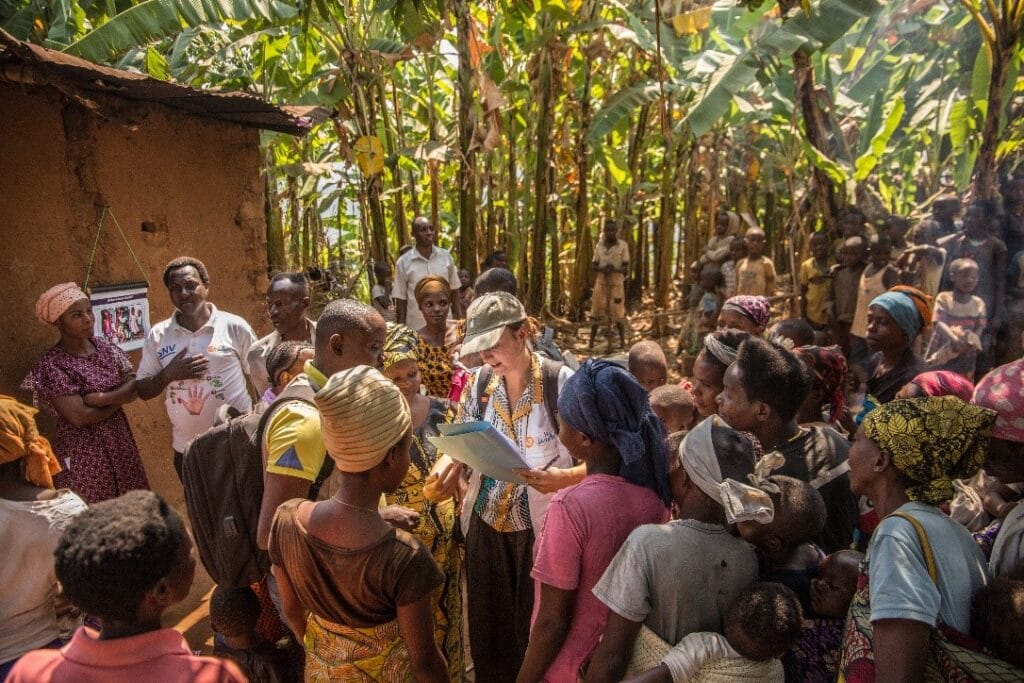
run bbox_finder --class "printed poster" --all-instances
[90,282,149,352]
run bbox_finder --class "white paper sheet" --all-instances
[428,421,530,484]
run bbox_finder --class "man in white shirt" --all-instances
[247,272,316,396]
[136,257,257,480]
[393,216,462,330]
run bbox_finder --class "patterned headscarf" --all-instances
[862,396,995,505]
[910,371,974,403]
[973,360,1024,443]
[382,323,419,372]
[35,283,88,325]
[721,296,771,331]
[793,345,847,423]
[0,395,61,488]
[414,275,451,305]
[558,360,671,506]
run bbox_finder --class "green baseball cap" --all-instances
[461,292,527,355]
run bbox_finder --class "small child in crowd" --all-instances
[371,261,396,322]
[458,268,475,311]
[735,227,776,297]
[721,236,746,299]
[809,549,863,619]
[700,211,739,266]
[736,475,827,612]
[649,385,695,434]
[696,265,725,336]
[925,257,987,379]
[800,232,832,331]
[628,341,669,393]
[849,235,899,372]
[897,221,946,298]
[769,318,815,350]
[210,585,302,683]
[971,576,1024,670]
[7,490,246,683]
[632,583,803,682]
[260,340,314,405]
[828,236,867,359]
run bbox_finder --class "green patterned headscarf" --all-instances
[862,396,995,505]
[382,323,419,372]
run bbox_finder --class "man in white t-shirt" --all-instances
[393,216,462,330]
[136,257,257,480]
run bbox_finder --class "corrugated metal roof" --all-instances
[0,29,329,135]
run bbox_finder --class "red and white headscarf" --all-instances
[974,360,1024,443]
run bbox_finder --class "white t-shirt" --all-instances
[138,305,257,452]
[867,502,989,634]
[0,490,87,664]
[593,519,758,645]
[392,246,461,331]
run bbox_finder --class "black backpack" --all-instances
[182,381,325,588]
[474,357,564,432]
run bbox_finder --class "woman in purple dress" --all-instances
[21,283,149,503]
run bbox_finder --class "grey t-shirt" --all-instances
[592,519,758,645]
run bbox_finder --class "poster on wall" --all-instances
[90,282,149,352]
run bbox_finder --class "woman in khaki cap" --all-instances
[450,292,584,682]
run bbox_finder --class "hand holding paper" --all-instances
[428,421,530,484]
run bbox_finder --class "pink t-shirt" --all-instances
[531,474,670,681]
[7,627,246,683]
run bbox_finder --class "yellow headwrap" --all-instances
[0,395,61,488]
[414,275,451,305]
[315,366,412,473]
[382,323,419,372]
[863,396,995,506]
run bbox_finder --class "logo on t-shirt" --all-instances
[157,344,177,360]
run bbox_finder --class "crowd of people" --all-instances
[3,192,1024,682]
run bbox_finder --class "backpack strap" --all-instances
[888,511,938,584]
[474,365,495,418]
[540,358,564,434]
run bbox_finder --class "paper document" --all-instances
[428,421,530,484]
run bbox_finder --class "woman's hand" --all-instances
[423,460,465,503]
[513,464,585,494]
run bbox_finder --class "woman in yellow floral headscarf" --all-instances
[379,324,463,682]
[840,396,1003,682]
[0,396,87,674]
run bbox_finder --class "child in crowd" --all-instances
[971,576,1024,670]
[371,261,396,322]
[735,227,776,297]
[809,550,863,619]
[628,583,803,682]
[269,367,448,681]
[628,341,669,393]
[210,585,301,683]
[260,341,314,406]
[458,268,475,311]
[697,265,725,335]
[700,211,739,266]
[1003,246,1024,361]
[736,475,826,612]
[800,232,832,331]
[517,361,671,683]
[717,337,857,553]
[649,385,695,434]
[897,221,946,298]
[925,257,987,380]
[925,193,963,238]
[828,236,867,358]
[721,236,746,299]
[769,318,815,349]
[677,261,707,356]
[849,235,899,372]
[7,490,246,683]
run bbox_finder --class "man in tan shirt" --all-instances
[589,219,630,349]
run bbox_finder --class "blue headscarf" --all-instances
[869,291,924,341]
[557,360,671,505]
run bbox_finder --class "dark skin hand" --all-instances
[136,347,208,400]
[516,584,576,683]
[582,612,642,683]
[874,619,930,683]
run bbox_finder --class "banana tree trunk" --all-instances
[265,149,285,272]
[974,42,1011,199]
[455,0,478,272]
[528,42,555,314]
[570,54,594,321]
[377,80,408,250]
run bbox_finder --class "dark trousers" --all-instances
[466,513,535,683]
[173,450,184,483]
